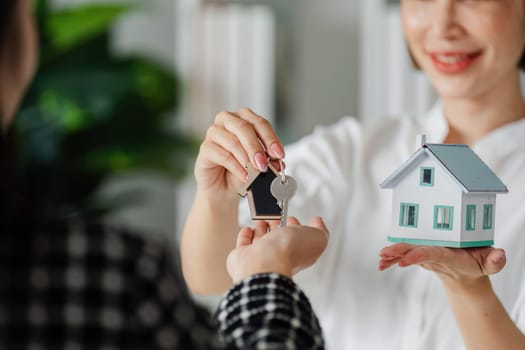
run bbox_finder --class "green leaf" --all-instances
[34,0,49,18]
[46,4,131,53]
[15,1,196,220]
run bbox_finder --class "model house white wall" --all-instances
[460,193,496,243]
[391,155,463,243]
[388,152,499,247]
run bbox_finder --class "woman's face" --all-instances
[0,0,38,128]
[401,0,525,100]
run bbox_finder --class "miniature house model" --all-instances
[239,164,282,220]
[380,135,508,248]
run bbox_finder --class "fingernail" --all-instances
[254,152,268,172]
[270,143,285,159]
[492,253,506,264]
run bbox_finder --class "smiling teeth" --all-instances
[435,55,468,63]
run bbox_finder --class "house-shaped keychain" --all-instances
[380,135,508,248]
[239,163,282,220]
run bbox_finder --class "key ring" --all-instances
[278,159,286,183]
[267,156,286,183]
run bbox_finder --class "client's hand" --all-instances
[226,217,329,283]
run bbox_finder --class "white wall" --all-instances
[187,4,276,135]
[180,0,360,143]
[360,0,436,122]
[287,0,360,140]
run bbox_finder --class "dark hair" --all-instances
[0,1,18,61]
[0,2,34,327]
[1,1,18,121]
[0,1,34,233]
[0,2,16,37]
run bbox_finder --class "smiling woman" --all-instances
[180,0,525,348]
[402,0,525,105]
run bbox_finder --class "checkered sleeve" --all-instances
[217,273,325,349]
[128,238,225,349]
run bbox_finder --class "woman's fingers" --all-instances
[236,108,285,160]
[379,243,415,259]
[466,247,506,275]
[379,244,507,278]
[379,257,403,271]
[198,141,248,183]
[215,111,267,172]
[195,108,284,196]
[397,246,445,267]
[485,248,506,275]
[206,125,251,169]
[269,159,284,172]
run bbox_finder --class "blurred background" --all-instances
[18,0,438,254]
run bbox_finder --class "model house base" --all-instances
[388,236,494,248]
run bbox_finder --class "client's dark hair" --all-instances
[0,2,18,49]
[0,1,34,233]
[0,2,19,78]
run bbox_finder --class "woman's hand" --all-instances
[379,243,506,287]
[380,244,525,349]
[227,217,329,283]
[195,108,285,199]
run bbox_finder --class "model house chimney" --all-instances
[416,134,427,150]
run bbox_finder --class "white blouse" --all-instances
[240,103,525,349]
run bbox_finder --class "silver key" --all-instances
[270,175,297,227]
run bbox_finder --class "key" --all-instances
[270,175,297,228]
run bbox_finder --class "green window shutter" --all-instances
[483,204,493,229]
[399,203,419,228]
[420,167,434,186]
[466,205,476,231]
[434,205,454,230]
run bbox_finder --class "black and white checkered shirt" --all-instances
[217,273,324,349]
[0,216,324,349]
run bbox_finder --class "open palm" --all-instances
[379,243,506,282]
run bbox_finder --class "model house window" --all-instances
[420,167,434,186]
[434,205,453,230]
[399,203,418,227]
[483,204,493,229]
[466,205,476,231]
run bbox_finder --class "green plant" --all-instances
[15,0,197,218]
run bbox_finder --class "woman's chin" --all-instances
[433,82,481,101]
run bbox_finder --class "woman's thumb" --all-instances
[486,248,506,275]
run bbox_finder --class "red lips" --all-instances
[429,51,482,74]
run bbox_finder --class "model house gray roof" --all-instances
[380,143,508,193]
